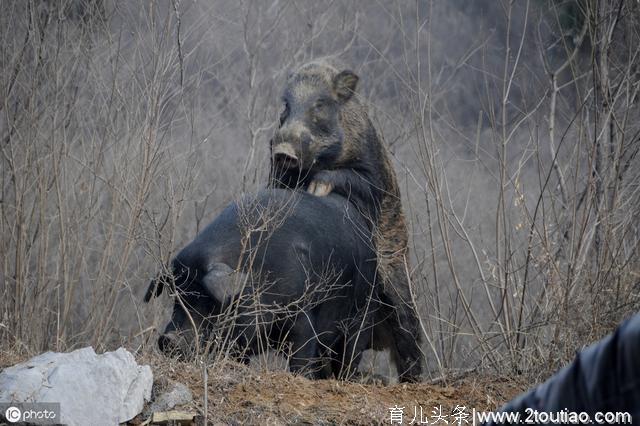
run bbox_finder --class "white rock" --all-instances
[0,347,153,426]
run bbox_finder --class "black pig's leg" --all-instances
[287,314,327,379]
[331,328,369,380]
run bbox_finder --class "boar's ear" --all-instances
[333,70,359,103]
[201,263,247,302]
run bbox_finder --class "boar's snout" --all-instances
[272,142,299,169]
[272,125,313,170]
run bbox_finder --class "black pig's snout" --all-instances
[158,332,179,354]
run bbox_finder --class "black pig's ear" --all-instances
[144,277,162,302]
[333,70,359,103]
[202,263,247,302]
[144,272,171,302]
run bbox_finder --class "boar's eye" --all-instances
[313,98,332,113]
[279,100,290,125]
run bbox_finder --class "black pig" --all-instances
[145,189,377,379]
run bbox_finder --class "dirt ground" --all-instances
[143,354,528,425]
[0,349,527,425]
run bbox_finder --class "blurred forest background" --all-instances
[1,0,639,381]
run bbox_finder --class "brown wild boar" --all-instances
[269,59,422,382]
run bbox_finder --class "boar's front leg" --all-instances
[306,169,383,221]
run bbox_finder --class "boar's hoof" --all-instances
[307,180,333,196]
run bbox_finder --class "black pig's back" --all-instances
[174,189,376,307]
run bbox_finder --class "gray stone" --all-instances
[148,380,193,413]
[0,347,153,426]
